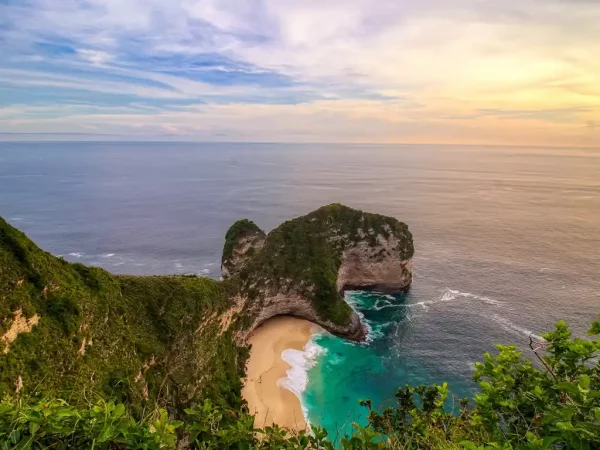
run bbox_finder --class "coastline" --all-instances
[242,316,319,432]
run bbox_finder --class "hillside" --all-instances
[0,216,247,416]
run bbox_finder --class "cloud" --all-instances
[77,49,115,66]
[0,0,599,145]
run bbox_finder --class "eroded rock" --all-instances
[223,204,414,342]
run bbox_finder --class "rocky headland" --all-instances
[222,204,414,342]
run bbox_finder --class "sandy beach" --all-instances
[242,316,316,431]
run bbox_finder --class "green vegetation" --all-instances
[230,204,414,326]
[0,217,247,418]
[221,219,265,271]
[0,318,598,449]
[2,209,598,448]
[361,317,600,449]
[0,204,411,416]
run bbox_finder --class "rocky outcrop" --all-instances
[337,236,413,294]
[221,220,266,278]
[1,309,40,354]
[250,292,366,341]
[222,204,414,342]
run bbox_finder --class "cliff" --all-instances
[0,217,247,415]
[0,204,412,412]
[222,204,414,341]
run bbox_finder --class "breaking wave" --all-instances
[488,313,543,341]
[410,288,501,311]
[277,335,326,426]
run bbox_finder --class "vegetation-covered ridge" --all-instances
[0,216,248,417]
[224,204,414,331]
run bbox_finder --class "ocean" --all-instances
[1,142,598,436]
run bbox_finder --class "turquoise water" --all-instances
[301,290,499,438]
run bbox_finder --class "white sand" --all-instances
[242,316,315,431]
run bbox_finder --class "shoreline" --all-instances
[242,316,318,432]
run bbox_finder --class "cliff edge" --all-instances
[222,204,414,341]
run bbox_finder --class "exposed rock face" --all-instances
[337,236,413,294]
[1,309,40,354]
[222,204,414,342]
[251,292,366,341]
[221,219,266,278]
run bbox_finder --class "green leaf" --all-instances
[542,437,559,448]
[555,381,579,396]
[113,404,125,418]
[588,390,600,399]
[54,409,75,418]
[97,426,114,443]
[9,429,20,445]
[28,422,39,435]
[578,374,590,390]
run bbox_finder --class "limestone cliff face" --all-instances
[222,204,414,342]
[249,292,366,341]
[337,235,413,294]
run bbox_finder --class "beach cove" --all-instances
[242,316,320,431]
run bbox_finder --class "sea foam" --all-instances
[488,313,543,341]
[278,340,323,397]
[345,292,380,343]
[411,288,502,311]
[277,335,326,427]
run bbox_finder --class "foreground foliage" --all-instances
[1,318,598,449]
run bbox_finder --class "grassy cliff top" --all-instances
[227,204,414,325]
[0,217,246,417]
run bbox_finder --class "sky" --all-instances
[1,0,599,146]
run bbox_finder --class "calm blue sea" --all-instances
[1,142,598,435]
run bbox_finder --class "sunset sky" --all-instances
[1,0,599,146]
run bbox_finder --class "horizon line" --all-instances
[0,139,599,151]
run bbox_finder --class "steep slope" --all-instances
[0,217,247,416]
[222,204,414,341]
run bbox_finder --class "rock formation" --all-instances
[222,204,414,342]
[221,219,266,278]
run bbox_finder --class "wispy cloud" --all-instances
[0,0,599,145]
